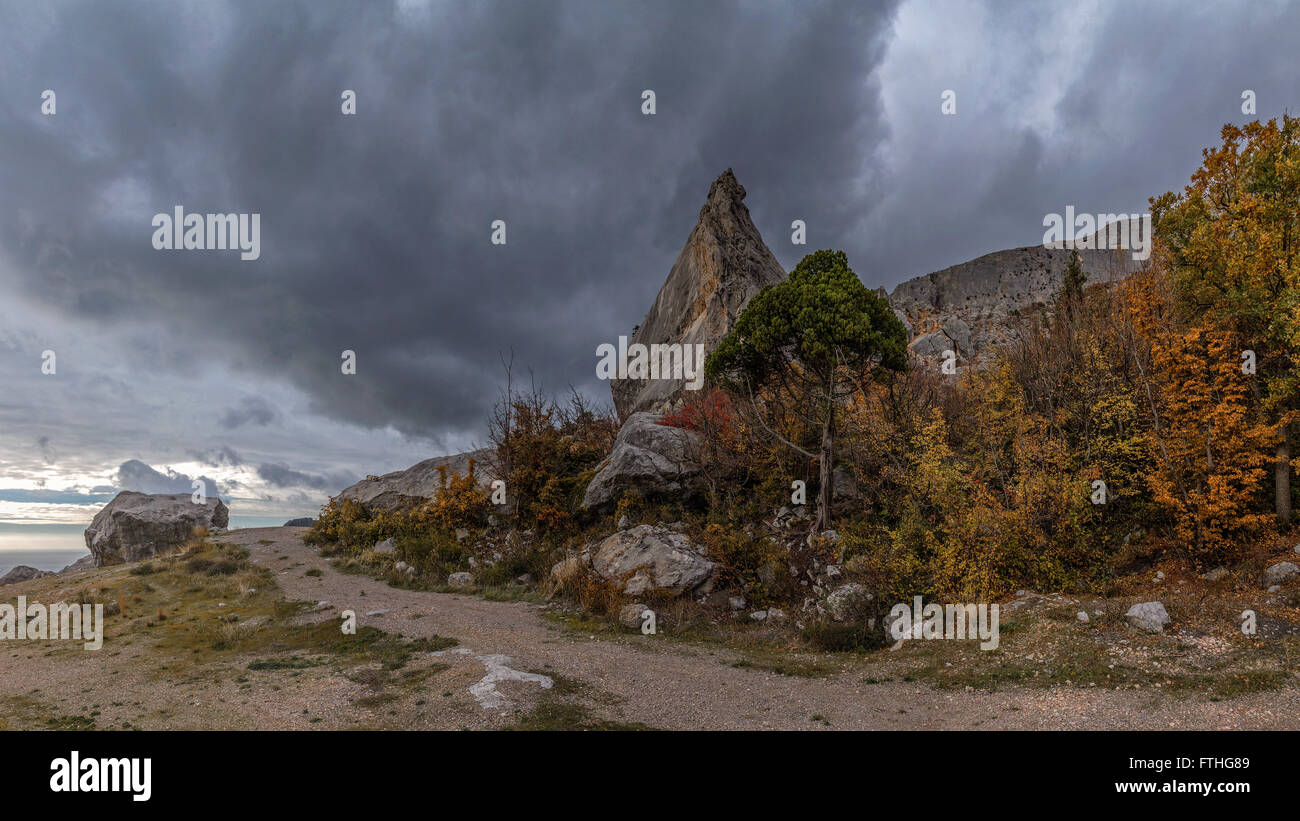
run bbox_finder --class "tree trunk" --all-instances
[815,396,834,533]
[1276,429,1292,525]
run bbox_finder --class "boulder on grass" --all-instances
[84,491,228,567]
[1125,601,1171,634]
[591,524,714,597]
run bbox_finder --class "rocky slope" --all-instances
[611,169,786,420]
[335,447,497,511]
[888,220,1146,362]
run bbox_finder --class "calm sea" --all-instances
[0,524,90,575]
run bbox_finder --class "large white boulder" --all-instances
[84,491,228,566]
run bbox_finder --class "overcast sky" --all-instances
[1,0,1296,526]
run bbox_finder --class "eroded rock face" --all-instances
[591,524,714,597]
[336,447,496,511]
[581,413,701,509]
[84,491,229,566]
[611,169,786,420]
[889,221,1146,365]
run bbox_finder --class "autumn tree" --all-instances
[706,250,908,531]
[1151,116,1300,523]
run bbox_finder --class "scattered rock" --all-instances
[824,583,874,623]
[84,491,229,566]
[1076,611,1090,623]
[619,603,650,631]
[1125,601,1171,634]
[1262,561,1298,586]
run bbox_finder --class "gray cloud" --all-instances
[255,462,358,491]
[187,446,245,467]
[114,459,220,499]
[219,398,278,430]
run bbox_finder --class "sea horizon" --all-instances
[0,517,313,576]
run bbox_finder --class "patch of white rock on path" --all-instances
[432,648,553,709]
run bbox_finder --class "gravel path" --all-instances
[222,527,1300,730]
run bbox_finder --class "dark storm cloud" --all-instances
[2,0,1298,460]
[37,435,55,464]
[255,462,358,491]
[114,459,219,498]
[219,397,278,430]
[0,0,901,443]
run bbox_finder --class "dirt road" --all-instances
[221,527,1300,730]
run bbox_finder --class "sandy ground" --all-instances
[2,526,1297,730]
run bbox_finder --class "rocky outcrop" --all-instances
[591,524,715,597]
[283,517,314,527]
[581,412,701,509]
[888,220,1145,364]
[336,447,496,511]
[84,491,228,566]
[0,565,53,586]
[59,554,96,574]
[611,169,786,420]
